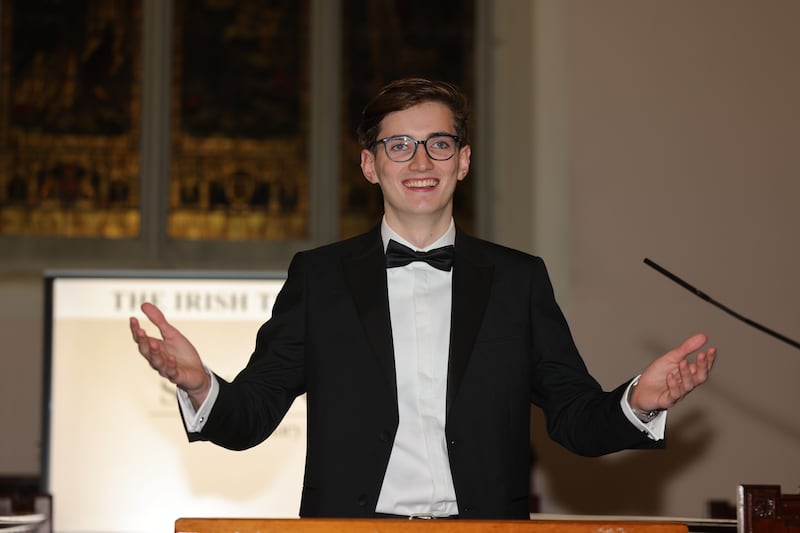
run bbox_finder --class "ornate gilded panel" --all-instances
[340,0,475,238]
[0,0,142,238]
[170,0,310,241]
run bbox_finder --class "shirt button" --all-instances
[379,431,391,442]
[357,494,369,506]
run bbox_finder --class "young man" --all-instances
[130,78,715,519]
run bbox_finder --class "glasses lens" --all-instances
[425,135,457,160]
[384,137,414,162]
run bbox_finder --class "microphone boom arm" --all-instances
[643,258,800,351]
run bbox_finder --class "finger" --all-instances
[130,317,149,346]
[129,317,140,341]
[133,332,151,358]
[695,348,716,385]
[157,356,174,378]
[141,303,174,339]
[677,359,698,392]
[146,340,168,370]
[670,333,708,361]
[163,355,179,380]
[665,370,683,404]
[692,352,710,383]
[130,316,159,361]
[134,325,154,356]
[706,347,717,371]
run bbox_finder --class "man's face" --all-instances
[360,101,471,226]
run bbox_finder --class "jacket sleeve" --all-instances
[528,257,663,456]
[196,252,308,451]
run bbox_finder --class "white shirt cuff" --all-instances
[621,375,666,441]
[177,367,219,432]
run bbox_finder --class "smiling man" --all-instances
[130,78,716,520]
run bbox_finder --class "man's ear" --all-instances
[457,145,471,181]
[360,149,379,184]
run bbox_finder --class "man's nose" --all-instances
[409,142,434,168]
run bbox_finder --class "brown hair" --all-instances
[356,78,470,151]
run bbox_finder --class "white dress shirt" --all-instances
[374,219,458,516]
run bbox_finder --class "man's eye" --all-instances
[388,142,411,152]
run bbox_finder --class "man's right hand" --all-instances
[130,302,210,409]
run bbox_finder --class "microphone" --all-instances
[643,258,800,351]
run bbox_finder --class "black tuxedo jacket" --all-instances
[194,226,662,519]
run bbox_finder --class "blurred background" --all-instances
[1,0,798,523]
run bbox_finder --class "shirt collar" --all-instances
[381,216,456,252]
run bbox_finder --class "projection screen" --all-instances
[42,270,304,533]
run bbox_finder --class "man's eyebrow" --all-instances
[383,131,457,139]
[428,131,458,137]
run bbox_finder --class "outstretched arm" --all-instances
[129,302,210,409]
[630,333,717,414]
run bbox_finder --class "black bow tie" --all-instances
[385,239,454,272]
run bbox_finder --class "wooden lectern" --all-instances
[175,517,688,533]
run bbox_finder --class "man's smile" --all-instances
[403,178,440,189]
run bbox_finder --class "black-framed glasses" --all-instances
[373,134,461,162]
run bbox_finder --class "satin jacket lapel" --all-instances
[342,229,398,398]
[448,231,494,414]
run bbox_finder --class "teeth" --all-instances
[405,179,438,188]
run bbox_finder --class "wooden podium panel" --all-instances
[175,517,688,533]
[738,484,800,533]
